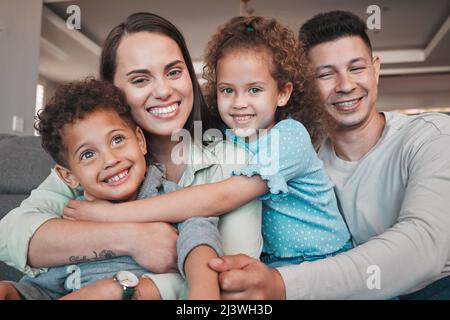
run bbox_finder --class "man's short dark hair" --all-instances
[299,11,372,54]
[34,78,136,168]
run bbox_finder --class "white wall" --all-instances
[0,0,43,135]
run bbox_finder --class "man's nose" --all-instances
[335,72,356,93]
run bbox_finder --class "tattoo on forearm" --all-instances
[68,250,116,263]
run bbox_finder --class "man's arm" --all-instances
[211,135,450,299]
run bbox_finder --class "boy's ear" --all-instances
[277,81,293,107]
[54,164,80,189]
[135,126,147,156]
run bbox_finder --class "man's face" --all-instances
[308,36,380,130]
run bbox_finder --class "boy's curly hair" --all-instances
[202,16,324,145]
[34,78,136,167]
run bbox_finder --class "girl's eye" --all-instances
[80,151,94,161]
[220,88,233,94]
[249,87,262,94]
[112,136,124,146]
[167,69,182,79]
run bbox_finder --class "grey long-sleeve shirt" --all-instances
[137,165,224,278]
[279,112,450,299]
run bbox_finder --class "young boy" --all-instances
[0,78,223,300]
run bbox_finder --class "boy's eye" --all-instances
[248,87,262,94]
[80,151,94,161]
[112,135,124,146]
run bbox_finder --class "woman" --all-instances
[0,12,262,300]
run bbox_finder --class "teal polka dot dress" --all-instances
[226,119,351,262]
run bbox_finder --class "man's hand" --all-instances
[128,222,178,273]
[208,254,286,300]
[63,199,113,222]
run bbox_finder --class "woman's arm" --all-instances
[0,170,177,275]
[28,219,178,273]
[63,175,268,223]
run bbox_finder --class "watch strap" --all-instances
[122,286,135,300]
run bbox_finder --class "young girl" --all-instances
[64,16,352,267]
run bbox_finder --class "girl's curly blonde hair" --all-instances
[202,16,324,145]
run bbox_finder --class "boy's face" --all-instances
[55,109,147,202]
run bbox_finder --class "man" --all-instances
[209,11,450,299]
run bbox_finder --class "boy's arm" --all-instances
[59,277,161,300]
[64,175,268,223]
[184,246,220,300]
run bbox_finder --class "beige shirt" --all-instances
[279,112,450,299]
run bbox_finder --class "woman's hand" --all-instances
[63,199,114,222]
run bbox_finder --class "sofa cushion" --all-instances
[0,135,54,194]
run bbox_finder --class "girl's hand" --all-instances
[63,199,114,222]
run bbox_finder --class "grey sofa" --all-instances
[0,134,54,281]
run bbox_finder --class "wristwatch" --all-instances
[113,271,139,300]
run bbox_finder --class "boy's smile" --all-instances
[56,109,147,202]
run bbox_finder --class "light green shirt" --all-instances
[0,140,262,279]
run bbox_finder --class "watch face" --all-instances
[116,271,139,288]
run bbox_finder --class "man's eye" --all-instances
[112,136,124,146]
[317,73,333,79]
[80,151,94,160]
[350,67,366,72]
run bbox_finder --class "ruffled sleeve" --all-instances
[233,119,316,201]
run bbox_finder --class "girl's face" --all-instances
[113,32,193,138]
[216,50,292,137]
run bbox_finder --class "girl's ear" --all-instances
[277,81,293,107]
[54,164,80,189]
[135,126,147,156]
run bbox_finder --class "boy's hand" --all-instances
[63,199,113,222]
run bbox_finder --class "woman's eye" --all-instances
[167,69,182,79]
[249,87,262,94]
[80,151,94,161]
[112,136,124,146]
[131,78,148,86]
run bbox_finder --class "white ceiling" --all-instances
[39,0,450,110]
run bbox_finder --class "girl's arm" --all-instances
[184,245,220,299]
[63,175,268,223]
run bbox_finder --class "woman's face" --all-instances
[113,32,193,137]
